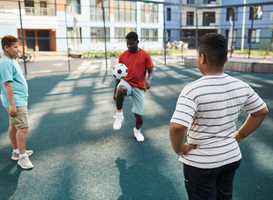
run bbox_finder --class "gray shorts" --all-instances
[118,79,146,115]
[5,106,29,129]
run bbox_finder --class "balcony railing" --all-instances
[182,0,219,5]
[25,7,55,16]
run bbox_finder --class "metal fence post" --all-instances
[163,5,166,66]
[195,8,198,55]
[65,4,71,71]
[102,0,108,70]
[248,6,254,59]
[18,0,27,75]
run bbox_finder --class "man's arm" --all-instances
[113,79,121,101]
[145,67,154,90]
[235,106,268,142]
[4,81,17,117]
[169,122,199,155]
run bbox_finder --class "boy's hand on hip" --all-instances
[9,105,17,117]
[177,142,200,155]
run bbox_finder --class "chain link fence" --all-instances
[0,0,272,75]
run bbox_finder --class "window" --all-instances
[40,1,47,15]
[90,27,110,42]
[25,0,34,7]
[166,30,171,42]
[226,7,237,21]
[248,29,261,43]
[249,6,263,20]
[114,28,136,42]
[67,27,82,45]
[187,12,194,26]
[225,29,237,43]
[90,0,109,21]
[141,29,158,42]
[167,8,171,21]
[203,12,215,26]
[141,3,158,23]
[67,0,81,14]
[187,0,194,4]
[40,1,46,7]
[113,0,136,22]
[24,0,34,14]
[203,0,214,4]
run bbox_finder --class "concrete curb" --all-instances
[184,57,273,73]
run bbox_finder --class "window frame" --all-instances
[226,7,238,21]
[248,29,261,43]
[114,28,136,42]
[66,0,81,15]
[187,11,194,26]
[167,8,171,21]
[90,27,110,42]
[166,30,171,42]
[203,12,215,26]
[140,2,158,23]
[249,6,263,20]
[90,0,109,21]
[67,27,82,45]
[141,28,158,42]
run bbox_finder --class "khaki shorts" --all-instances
[5,106,29,129]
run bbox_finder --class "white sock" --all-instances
[134,128,140,132]
[13,149,20,154]
[19,153,27,158]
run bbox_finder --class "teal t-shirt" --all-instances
[0,56,28,107]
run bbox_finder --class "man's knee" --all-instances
[134,113,143,121]
[117,85,127,96]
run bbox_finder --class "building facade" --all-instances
[164,0,221,48]
[57,0,164,52]
[164,0,182,42]
[220,0,273,50]
[181,0,221,48]
[0,0,57,52]
[0,0,164,52]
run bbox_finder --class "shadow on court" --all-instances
[0,65,272,200]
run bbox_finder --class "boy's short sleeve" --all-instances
[243,85,266,114]
[0,62,13,83]
[170,86,197,128]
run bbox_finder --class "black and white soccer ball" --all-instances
[112,63,128,80]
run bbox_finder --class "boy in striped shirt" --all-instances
[170,33,268,199]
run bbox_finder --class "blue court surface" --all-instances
[0,64,272,200]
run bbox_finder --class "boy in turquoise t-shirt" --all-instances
[0,35,33,169]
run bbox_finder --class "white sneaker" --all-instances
[113,112,124,130]
[11,150,33,160]
[134,128,144,142]
[18,155,34,169]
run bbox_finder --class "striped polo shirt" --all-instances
[170,73,266,169]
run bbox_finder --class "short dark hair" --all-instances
[126,32,138,41]
[1,35,18,51]
[198,33,228,66]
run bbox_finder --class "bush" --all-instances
[260,41,271,58]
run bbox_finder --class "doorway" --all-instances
[37,30,50,51]
[25,30,35,52]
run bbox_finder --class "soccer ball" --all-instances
[112,63,128,79]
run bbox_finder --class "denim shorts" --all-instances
[118,79,146,115]
[5,106,29,129]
